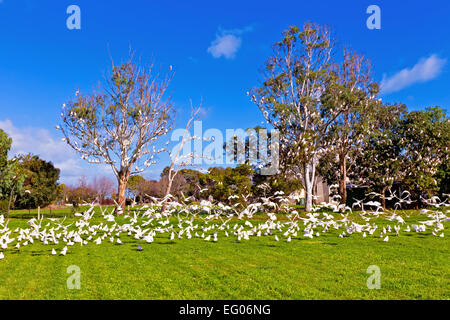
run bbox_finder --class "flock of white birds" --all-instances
[0,191,448,261]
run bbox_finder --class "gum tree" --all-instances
[59,53,174,213]
[251,23,340,211]
[355,103,407,209]
[15,154,60,210]
[320,49,379,204]
[0,130,26,216]
[400,106,449,201]
[0,129,11,170]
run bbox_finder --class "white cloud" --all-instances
[0,120,112,185]
[207,26,253,59]
[208,34,241,59]
[380,54,447,94]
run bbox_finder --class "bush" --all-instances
[0,199,9,213]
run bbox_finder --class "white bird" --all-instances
[51,249,57,255]
[304,231,314,239]
[383,236,389,242]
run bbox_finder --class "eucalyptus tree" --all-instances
[251,23,340,211]
[0,129,11,170]
[15,154,60,210]
[400,106,449,200]
[0,129,13,200]
[0,130,26,216]
[59,53,175,213]
[321,49,379,204]
[355,103,407,209]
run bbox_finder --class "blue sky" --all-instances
[0,0,449,185]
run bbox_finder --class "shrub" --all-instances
[0,199,9,213]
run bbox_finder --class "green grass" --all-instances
[1,205,116,219]
[0,208,448,299]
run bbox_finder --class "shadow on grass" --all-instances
[156,241,177,245]
[7,214,73,220]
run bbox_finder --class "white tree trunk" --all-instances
[304,158,316,212]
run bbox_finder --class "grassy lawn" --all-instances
[0,207,448,300]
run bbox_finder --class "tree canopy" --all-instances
[59,52,175,212]
[14,154,60,209]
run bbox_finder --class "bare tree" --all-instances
[59,51,174,213]
[161,104,202,209]
[92,176,115,203]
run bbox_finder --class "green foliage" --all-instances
[317,151,339,186]
[436,161,450,197]
[0,199,8,213]
[127,175,146,197]
[203,165,254,204]
[348,105,449,206]
[0,130,26,205]
[0,128,12,169]
[252,172,303,199]
[0,129,12,199]
[400,106,450,199]
[14,154,60,209]
[353,103,406,203]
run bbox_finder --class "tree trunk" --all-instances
[339,155,347,205]
[7,183,14,218]
[304,161,315,212]
[381,186,388,210]
[164,180,173,200]
[116,172,130,214]
[161,176,174,212]
[305,183,313,212]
